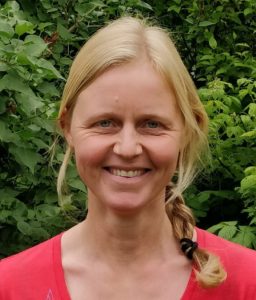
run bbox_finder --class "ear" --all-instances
[59,107,74,148]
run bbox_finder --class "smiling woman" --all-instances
[63,60,183,215]
[1,16,256,300]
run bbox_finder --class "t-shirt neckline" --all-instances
[54,228,202,300]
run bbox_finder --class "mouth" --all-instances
[104,167,150,178]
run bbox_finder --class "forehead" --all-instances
[73,61,181,119]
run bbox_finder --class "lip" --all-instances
[104,166,151,172]
[104,167,151,175]
[103,167,151,184]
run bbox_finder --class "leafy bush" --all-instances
[0,1,82,256]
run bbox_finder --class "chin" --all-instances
[102,193,155,215]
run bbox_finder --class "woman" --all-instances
[1,17,256,300]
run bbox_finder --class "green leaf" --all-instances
[57,22,73,40]
[0,73,32,94]
[37,58,64,79]
[248,103,256,116]
[209,35,217,49]
[0,98,6,114]
[23,35,48,57]
[15,92,43,115]
[31,227,50,240]
[0,121,11,141]
[199,21,216,27]
[38,22,53,31]
[218,225,237,240]
[17,221,32,235]
[4,1,20,12]
[244,167,256,176]
[167,5,181,13]
[208,223,224,233]
[216,67,228,75]
[185,17,194,25]
[0,189,19,208]
[0,21,15,39]
[59,57,72,66]
[13,201,28,221]
[37,82,60,97]
[68,178,86,192]
[36,118,56,133]
[74,2,97,16]
[15,21,35,36]
[236,43,250,48]
[239,89,248,99]
[226,126,244,138]
[222,221,238,226]
[240,175,256,193]
[36,204,60,217]
[0,120,19,142]
[9,145,41,174]
[138,1,153,10]
[241,130,256,138]
[0,210,11,222]
[27,124,40,132]
[233,227,256,247]
[240,115,251,126]
[244,8,253,16]
[0,61,9,72]
[237,78,252,87]
[16,52,36,65]
[31,137,48,149]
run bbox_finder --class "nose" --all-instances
[113,125,142,158]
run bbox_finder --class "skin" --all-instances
[61,60,192,299]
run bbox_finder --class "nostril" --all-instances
[113,140,142,157]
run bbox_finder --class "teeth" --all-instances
[110,169,145,178]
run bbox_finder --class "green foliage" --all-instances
[208,221,256,249]
[156,0,256,247]
[0,0,255,256]
[0,0,83,257]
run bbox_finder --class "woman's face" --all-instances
[64,60,184,214]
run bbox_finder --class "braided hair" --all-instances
[165,184,226,287]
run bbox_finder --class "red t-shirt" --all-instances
[0,228,256,299]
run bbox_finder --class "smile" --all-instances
[105,168,149,178]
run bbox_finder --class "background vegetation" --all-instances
[0,0,255,257]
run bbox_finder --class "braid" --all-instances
[165,184,227,288]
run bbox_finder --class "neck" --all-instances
[77,200,181,266]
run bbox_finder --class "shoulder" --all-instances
[0,233,63,298]
[196,227,256,261]
[196,227,256,296]
[0,234,60,271]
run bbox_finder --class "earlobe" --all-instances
[59,107,74,148]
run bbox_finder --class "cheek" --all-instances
[73,144,104,185]
[148,136,181,167]
[73,137,111,171]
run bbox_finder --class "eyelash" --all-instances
[94,119,163,131]
[144,120,160,129]
[97,120,113,128]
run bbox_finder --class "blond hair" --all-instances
[57,17,226,287]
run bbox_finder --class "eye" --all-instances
[98,120,112,127]
[145,120,160,128]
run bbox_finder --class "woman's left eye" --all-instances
[98,120,112,127]
[145,120,159,128]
